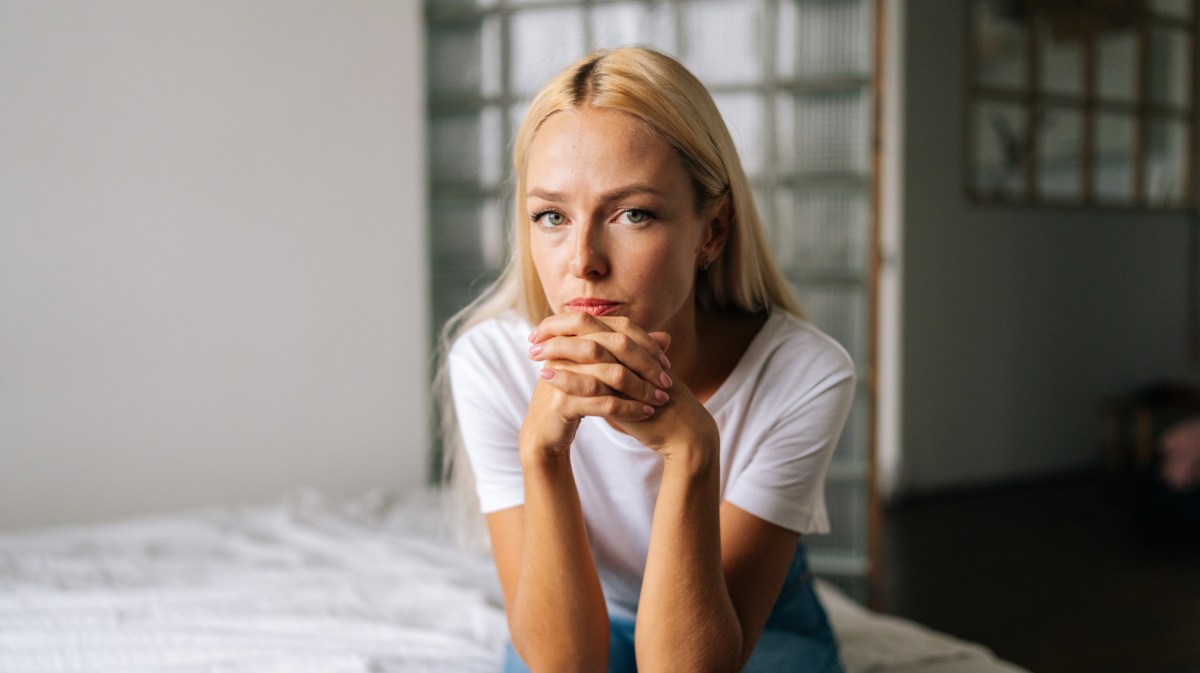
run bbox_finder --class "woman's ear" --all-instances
[698,194,732,267]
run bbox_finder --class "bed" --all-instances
[0,489,1029,673]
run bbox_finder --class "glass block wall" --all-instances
[426,0,877,602]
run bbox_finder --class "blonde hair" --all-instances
[436,47,802,536]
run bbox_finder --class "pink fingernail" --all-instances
[528,344,543,357]
[659,353,671,370]
[539,368,555,380]
[528,329,537,343]
[654,389,669,404]
[659,371,673,388]
[643,405,655,416]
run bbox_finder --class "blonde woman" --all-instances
[445,47,854,673]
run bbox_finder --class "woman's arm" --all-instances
[486,445,609,673]
[495,313,675,673]
[524,313,794,672]
[638,462,803,673]
[624,389,802,673]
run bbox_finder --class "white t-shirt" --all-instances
[448,309,856,619]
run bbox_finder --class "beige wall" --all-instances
[894,0,1194,495]
[0,0,428,530]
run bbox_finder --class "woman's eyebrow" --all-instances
[598,184,664,202]
[527,184,665,202]
[526,188,565,202]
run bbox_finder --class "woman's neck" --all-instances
[669,308,768,404]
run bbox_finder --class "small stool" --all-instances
[1105,380,1200,475]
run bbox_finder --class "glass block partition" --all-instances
[426,0,878,603]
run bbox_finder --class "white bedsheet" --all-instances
[0,490,1027,673]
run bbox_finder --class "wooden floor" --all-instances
[880,471,1200,673]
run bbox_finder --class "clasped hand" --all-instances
[520,312,717,461]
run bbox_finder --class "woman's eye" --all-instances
[620,209,651,225]
[534,211,566,227]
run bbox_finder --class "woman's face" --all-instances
[524,107,719,334]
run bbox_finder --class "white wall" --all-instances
[0,0,428,530]
[894,0,1194,495]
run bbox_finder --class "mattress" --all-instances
[0,489,1028,673]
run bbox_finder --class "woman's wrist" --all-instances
[660,430,720,477]
[520,441,573,471]
[518,414,577,465]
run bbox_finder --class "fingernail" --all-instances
[528,329,537,343]
[539,368,555,380]
[659,371,673,388]
[659,353,671,369]
[654,389,669,404]
[528,344,543,357]
[643,405,655,416]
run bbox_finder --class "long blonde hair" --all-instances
[436,47,802,536]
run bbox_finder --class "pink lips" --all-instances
[566,298,622,317]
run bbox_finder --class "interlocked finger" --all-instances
[531,333,670,389]
[542,359,668,408]
[539,367,657,420]
[532,314,670,372]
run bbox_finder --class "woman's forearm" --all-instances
[635,446,744,673]
[510,451,609,673]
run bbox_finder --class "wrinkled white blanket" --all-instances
[0,490,1026,673]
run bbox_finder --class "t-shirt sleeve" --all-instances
[723,340,856,535]
[447,323,529,514]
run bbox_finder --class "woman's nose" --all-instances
[567,225,608,279]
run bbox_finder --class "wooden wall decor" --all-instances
[967,0,1198,209]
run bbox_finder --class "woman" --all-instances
[444,47,854,673]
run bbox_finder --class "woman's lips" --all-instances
[566,299,623,317]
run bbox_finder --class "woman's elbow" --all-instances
[635,639,745,673]
[509,629,610,673]
[516,648,609,673]
[637,656,742,673]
